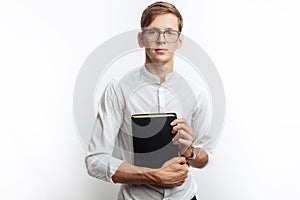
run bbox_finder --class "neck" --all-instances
[145,58,174,83]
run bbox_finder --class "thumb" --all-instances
[173,156,186,165]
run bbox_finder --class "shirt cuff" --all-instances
[86,154,125,183]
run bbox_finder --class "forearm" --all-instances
[186,148,209,168]
[112,157,189,187]
[111,162,159,184]
[85,154,124,182]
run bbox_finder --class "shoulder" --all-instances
[102,66,143,100]
[174,70,208,98]
[111,66,142,86]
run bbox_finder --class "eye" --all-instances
[147,29,158,35]
[148,30,156,34]
[165,30,177,36]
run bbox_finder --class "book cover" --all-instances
[131,113,179,168]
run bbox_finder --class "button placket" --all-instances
[158,86,166,113]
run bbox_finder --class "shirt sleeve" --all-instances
[85,79,125,183]
[191,87,214,166]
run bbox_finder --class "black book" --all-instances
[131,113,179,168]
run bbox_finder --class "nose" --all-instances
[156,31,166,43]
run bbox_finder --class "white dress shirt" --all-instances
[85,65,212,200]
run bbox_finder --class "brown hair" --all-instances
[140,1,183,32]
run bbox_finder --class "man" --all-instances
[86,2,212,200]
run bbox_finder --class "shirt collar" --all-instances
[141,65,176,84]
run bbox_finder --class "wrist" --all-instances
[183,146,197,160]
[143,167,161,185]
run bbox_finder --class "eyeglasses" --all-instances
[142,29,181,43]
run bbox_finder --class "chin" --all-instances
[152,58,171,65]
[152,55,172,64]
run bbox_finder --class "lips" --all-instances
[154,48,168,53]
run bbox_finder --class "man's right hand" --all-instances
[112,157,189,187]
[152,157,189,187]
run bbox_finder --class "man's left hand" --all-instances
[171,118,194,157]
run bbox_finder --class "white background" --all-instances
[1,0,300,199]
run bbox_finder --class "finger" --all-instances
[170,118,188,126]
[173,130,193,144]
[178,167,188,177]
[178,137,192,147]
[172,130,184,144]
[173,133,190,145]
[172,123,193,136]
[171,121,193,137]
[172,123,185,133]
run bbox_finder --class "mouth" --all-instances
[154,48,168,53]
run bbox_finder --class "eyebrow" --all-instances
[145,27,178,31]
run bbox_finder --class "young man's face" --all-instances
[139,13,182,66]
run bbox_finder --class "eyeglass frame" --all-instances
[141,28,181,43]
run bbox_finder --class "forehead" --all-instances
[146,13,179,30]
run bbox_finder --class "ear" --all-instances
[177,34,184,48]
[137,32,144,48]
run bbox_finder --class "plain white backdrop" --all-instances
[1,0,300,199]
